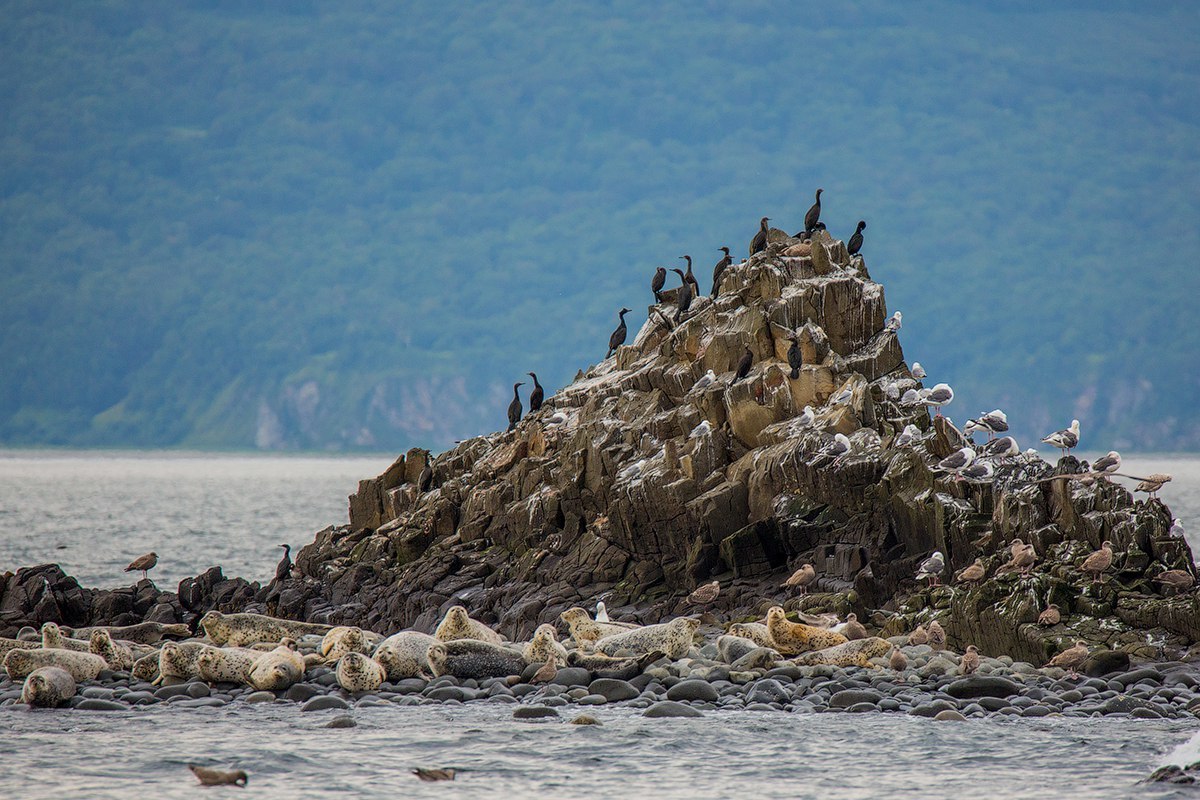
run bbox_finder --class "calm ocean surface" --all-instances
[0,449,1198,799]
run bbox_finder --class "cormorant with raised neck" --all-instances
[679,255,700,298]
[418,457,434,492]
[274,544,292,583]
[750,217,770,256]
[527,372,544,411]
[670,269,693,322]
[711,247,732,297]
[732,346,753,384]
[788,336,803,379]
[847,220,866,256]
[507,382,524,431]
[804,189,823,235]
[651,267,666,303]
[607,308,632,358]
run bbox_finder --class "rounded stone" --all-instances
[665,679,719,702]
[176,697,226,708]
[643,700,704,718]
[301,695,351,712]
[76,699,127,711]
[245,691,276,704]
[186,682,211,698]
[830,689,883,709]
[285,684,324,703]
[576,694,608,706]
[588,678,639,703]
[513,705,560,720]
[325,714,357,728]
[746,679,790,705]
[551,668,592,687]
[934,709,966,721]
[426,687,468,702]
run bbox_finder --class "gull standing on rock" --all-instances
[1045,640,1089,677]
[1135,473,1172,499]
[911,362,926,380]
[1038,605,1061,626]
[921,383,954,417]
[965,409,1008,440]
[1080,541,1114,584]
[895,424,922,448]
[688,581,720,605]
[691,370,717,393]
[884,311,902,333]
[1171,518,1185,538]
[960,462,994,481]
[838,613,868,640]
[980,436,1019,459]
[798,405,816,427]
[927,620,946,651]
[955,559,986,584]
[784,563,816,594]
[908,625,929,646]
[1091,451,1120,479]
[889,646,908,671]
[689,420,712,439]
[916,552,945,587]
[823,433,852,463]
[936,447,976,476]
[830,387,853,405]
[125,552,158,581]
[900,388,923,407]
[1041,419,1080,457]
[595,601,610,623]
[1154,570,1195,595]
[960,645,981,675]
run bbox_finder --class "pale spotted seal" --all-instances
[594,617,699,659]
[132,651,161,682]
[41,622,90,652]
[725,622,774,648]
[89,630,134,671]
[246,638,306,691]
[426,640,527,679]
[5,648,106,682]
[196,646,259,684]
[434,606,503,645]
[766,606,847,655]
[64,621,191,645]
[789,636,892,668]
[522,624,569,666]
[373,631,438,680]
[21,665,77,707]
[158,641,209,683]
[200,611,332,647]
[320,626,373,663]
[0,637,30,661]
[560,607,640,645]
[336,651,387,692]
[717,634,764,664]
[731,647,781,672]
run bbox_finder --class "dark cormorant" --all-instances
[788,337,803,379]
[732,346,753,384]
[750,217,770,256]
[711,247,732,297]
[847,220,866,256]
[804,189,823,235]
[679,255,700,298]
[607,308,631,358]
[651,267,666,303]
[671,269,693,322]
[527,372,544,411]
[274,544,292,582]
[418,453,434,492]
[507,382,524,431]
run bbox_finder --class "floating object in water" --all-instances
[188,765,248,787]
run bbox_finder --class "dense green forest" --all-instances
[1,1,1197,452]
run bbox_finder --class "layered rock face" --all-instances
[262,231,1197,663]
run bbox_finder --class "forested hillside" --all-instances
[1,1,1197,451]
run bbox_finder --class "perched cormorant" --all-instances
[847,220,866,256]
[711,247,732,297]
[804,189,823,235]
[507,382,524,431]
[527,372,544,411]
[732,346,753,384]
[750,217,770,256]
[679,255,700,298]
[788,337,803,379]
[607,308,632,358]
[651,267,666,303]
[670,269,693,321]
[274,544,292,582]
[418,454,434,492]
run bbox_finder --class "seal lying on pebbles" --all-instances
[717,634,765,664]
[567,650,664,680]
[427,639,527,679]
[336,651,387,692]
[767,607,848,655]
[732,647,782,671]
[21,665,77,707]
[594,617,699,659]
[247,639,306,691]
[373,631,438,680]
[434,606,504,644]
[5,647,106,681]
[89,630,134,671]
[133,651,161,682]
[725,622,776,648]
[158,641,209,683]
[790,637,891,667]
[41,622,90,652]
[320,626,372,663]
[523,624,569,666]
[196,646,260,684]
[0,637,32,660]
[65,621,191,645]
[560,607,640,644]
[201,611,332,647]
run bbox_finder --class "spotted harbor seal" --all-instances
[200,611,333,647]
[725,622,774,648]
[523,624,569,666]
[567,650,665,680]
[320,626,373,663]
[196,646,260,684]
[594,617,699,659]
[21,665,77,707]
[427,640,527,679]
[5,648,106,682]
[0,637,31,660]
[732,647,781,672]
[64,621,191,645]
[247,639,306,691]
[789,636,892,668]
[434,606,504,645]
[336,651,387,692]
[132,651,161,682]
[158,641,209,683]
[766,606,848,655]
[560,607,641,645]
[41,622,90,652]
[718,634,774,665]
[89,630,134,671]
[373,631,438,680]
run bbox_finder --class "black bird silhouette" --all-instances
[788,337,803,379]
[847,220,866,256]
[607,308,631,358]
[679,255,700,298]
[651,267,666,303]
[274,544,291,583]
[527,372,544,411]
[803,189,823,235]
[711,247,732,297]
[732,346,753,384]
[750,217,770,256]
[507,382,524,431]
[418,454,434,492]
[670,269,693,322]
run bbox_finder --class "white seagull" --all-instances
[689,420,713,439]
[1092,450,1120,478]
[895,424,922,448]
[921,383,954,417]
[830,387,853,405]
[916,551,945,586]
[980,436,1019,459]
[798,405,815,426]
[960,461,994,481]
[885,311,902,333]
[691,369,717,393]
[900,388,923,407]
[595,601,610,622]
[937,447,977,475]
[1041,419,1080,456]
[823,433,852,461]
[911,362,926,380]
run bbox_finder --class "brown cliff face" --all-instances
[270,231,1198,662]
